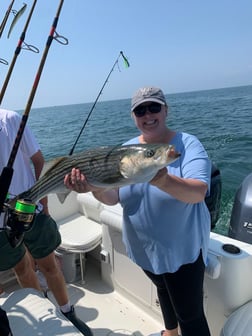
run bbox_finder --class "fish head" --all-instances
[119,144,180,183]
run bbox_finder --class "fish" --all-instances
[12,143,180,204]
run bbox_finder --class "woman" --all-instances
[65,87,212,336]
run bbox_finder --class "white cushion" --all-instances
[0,288,82,335]
[77,193,103,222]
[100,204,123,231]
[221,301,252,336]
[58,213,102,253]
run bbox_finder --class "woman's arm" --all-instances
[150,167,208,203]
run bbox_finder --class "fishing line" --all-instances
[69,51,130,155]
[0,0,67,213]
[0,0,38,105]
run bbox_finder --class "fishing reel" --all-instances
[3,198,37,248]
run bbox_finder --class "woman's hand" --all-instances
[64,168,99,193]
[64,168,119,205]
[149,167,168,188]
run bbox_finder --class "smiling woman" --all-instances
[65,86,213,336]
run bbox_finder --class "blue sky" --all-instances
[0,0,251,110]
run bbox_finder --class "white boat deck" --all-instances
[0,257,162,336]
[50,260,162,336]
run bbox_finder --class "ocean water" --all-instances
[22,85,252,236]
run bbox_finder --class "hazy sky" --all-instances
[0,0,251,110]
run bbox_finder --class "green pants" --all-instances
[0,213,61,271]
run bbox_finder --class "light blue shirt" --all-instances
[119,132,211,274]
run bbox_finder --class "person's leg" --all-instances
[161,330,179,336]
[25,213,68,306]
[25,213,93,336]
[163,252,211,336]
[144,270,179,336]
[35,252,68,306]
[0,231,40,290]
[13,251,41,290]
[26,249,36,270]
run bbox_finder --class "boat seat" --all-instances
[221,301,252,336]
[56,193,103,283]
[0,288,83,335]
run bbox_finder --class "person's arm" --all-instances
[31,150,49,215]
[92,189,119,205]
[31,149,44,180]
[64,168,119,205]
[150,167,208,203]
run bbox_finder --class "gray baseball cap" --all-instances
[131,87,167,111]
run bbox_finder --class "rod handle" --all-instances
[0,167,13,213]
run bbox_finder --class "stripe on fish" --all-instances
[14,144,180,204]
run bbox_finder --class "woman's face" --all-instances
[132,102,168,137]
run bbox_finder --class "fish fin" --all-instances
[56,191,71,204]
[41,156,68,177]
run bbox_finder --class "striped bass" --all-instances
[14,144,180,204]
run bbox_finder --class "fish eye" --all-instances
[145,149,155,158]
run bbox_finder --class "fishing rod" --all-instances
[69,50,130,155]
[0,2,26,69]
[0,0,67,214]
[0,0,38,105]
[0,0,15,38]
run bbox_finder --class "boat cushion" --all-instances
[221,301,252,336]
[0,288,83,335]
[57,213,102,252]
[77,193,103,222]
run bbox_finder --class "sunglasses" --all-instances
[133,102,162,117]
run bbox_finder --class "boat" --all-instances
[0,166,252,336]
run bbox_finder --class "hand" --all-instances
[64,168,120,205]
[64,168,100,193]
[149,167,169,188]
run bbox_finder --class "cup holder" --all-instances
[222,244,241,254]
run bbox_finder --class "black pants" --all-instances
[144,252,211,336]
